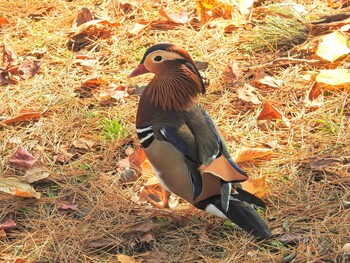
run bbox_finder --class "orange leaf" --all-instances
[2,110,42,125]
[0,15,9,26]
[233,148,272,163]
[304,82,324,108]
[257,103,291,127]
[82,74,109,88]
[129,148,146,168]
[241,175,268,198]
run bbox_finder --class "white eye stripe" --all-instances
[147,50,184,62]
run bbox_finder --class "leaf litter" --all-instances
[0,0,350,262]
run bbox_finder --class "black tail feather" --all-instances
[235,187,267,208]
[196,196,271,240]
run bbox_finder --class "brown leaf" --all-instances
[241,175,268,198]
[2,109,42,125]
[233,147,272,163]
[76,7,93,27]
[257,103,291,127]
[0,229,6,237]
[0,219,17,231]
[9,147,37,168]
[67,20,120,51]
[56,145,77,164]
[125,221,154,233]
[237,84,261,104]
[86,238,117,249]
[222,61,243,87]
[2,43,18,68]
[279,232,308,245]
[159,8,189,24]
[0,15,9,26]
[0,177,41,198]
[18,60,41,80]
[140,232,155,243]
[21,164,50,183]
[71,138,94,153]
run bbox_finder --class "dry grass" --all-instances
[1,0,350,262]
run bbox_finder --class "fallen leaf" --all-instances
[0,15,9,26]
[343,243,350,253]
[222,61,243,87]
[18,60,41,80]
[316,69,350,87]
[255,75,284,88]
[76,7,93,27]
[117,254,137,263]
[238,0,254,15]
[316,31,350,62]
[0,229,6,237]
[304,82,324,108]
[56,200,78,211]
[195,0,234,22]
[2,43,18,68]
[233,147,272,163]
[125,221,154,233]
[9,147,37,168]
[257,103,291,127]
[82,74,109,88]
[241,175,268,198]
[2,109,42,125]
[0,177,41,198]
[56,145,77,164]
[237,84,262,104]
[159,8,189,24]
[279,232,308,245]
[140,232,155,243]
[0,219,17,231]
[86,238,117,249]
[144,176,159,186]
[71,138,94,153]
[21,164,50,183]
[67,20,120,51]
[128,21,152,35]
[129,148,146,168]
[99,85,129,105]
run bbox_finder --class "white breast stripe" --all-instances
[137,126,153,133]
[140,132,154,143]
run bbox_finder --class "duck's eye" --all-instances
[154,55,162,62]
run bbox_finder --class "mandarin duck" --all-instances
[129,43,271,240]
